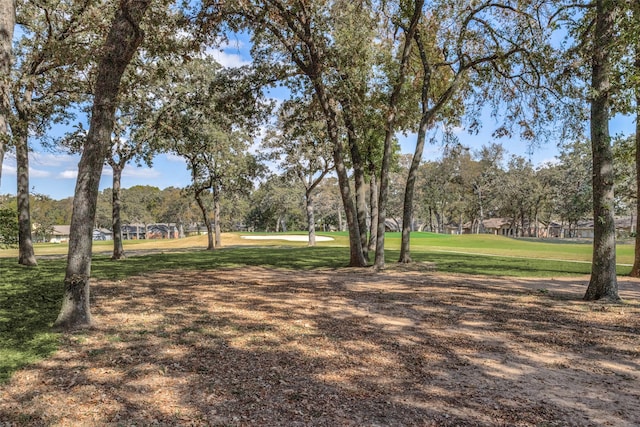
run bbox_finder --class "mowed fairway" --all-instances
[0,231,633,272]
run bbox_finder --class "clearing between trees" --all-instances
[1,266,639,426]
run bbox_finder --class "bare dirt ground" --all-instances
[1,266,639,426]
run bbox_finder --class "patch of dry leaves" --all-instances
[1,266,639,426]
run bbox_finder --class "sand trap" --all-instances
[240,234,334,242]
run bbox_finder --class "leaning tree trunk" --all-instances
[213,185,221,248]
[312,81,366,266]
[375,2,423,269]
[584,0,620,301]
[367,170,378,253]
[0,0,15,186]
[399,104,429,264]
[305,190,316,247]
[15,122,37,266]
[54,0,150,330]
[194,189,214,250]
[111,163,125,260]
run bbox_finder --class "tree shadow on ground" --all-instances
[1,266,639,426]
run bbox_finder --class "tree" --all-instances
[627,2,640,277]
[247,174,306,232]
[264,97,333,245]
[54,0,151,330]
[0,0,14,186]
[396,1,548,263]
[224,0,370,266]
[583,0,620,301]
[374,0,423,268]
[141,55,264,249]
[9,0,108,266]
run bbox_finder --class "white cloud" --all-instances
[59,170,78,179]
[31,152,78,168]
[30,168,51,178]
[2,164,16,176]
[1,162,52,178]
[205,48,251,68]
[123,167,161,179]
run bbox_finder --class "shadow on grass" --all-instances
[0,245,631,384]
[0,259,64,383]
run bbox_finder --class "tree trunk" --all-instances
[399,111,429,263]
[311,78,366,266]
[630,1,640,277]
[195,189,214,250]
[15,124,37,266]
[111,163,125,260]
[584,0,620,302]
[54,0,150,330]
[213,185,221,248]
[343,105,368,260]
[0,0,14,186]
[375,2,423,269]
[306,189,316,247]
[368,171,378,253]
[334,145,367,266]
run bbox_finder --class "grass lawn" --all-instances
[0,231,635,385]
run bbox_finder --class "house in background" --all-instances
[49,225,71,243]
[48,225,113,242]
[147,223,179,239]
[93,228,113,241]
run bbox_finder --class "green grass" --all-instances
[0,260,65,383]
[0,231,635,384]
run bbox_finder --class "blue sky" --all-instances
[0,33,635,200]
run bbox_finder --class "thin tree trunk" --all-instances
[343,103,368,260]
[15,124,36,266]
[375,1,423,269]
[368,171,378,253]
[0,116,6,184]
[585,0,620,301]
[399,110,429,263]
[54,0,150,330]
[195,189,214,250]
[111,163,125,259]
[306,189,316,246]
[213,186,221,248]
[0,0,14,187]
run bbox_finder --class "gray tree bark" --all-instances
[213,185,221,248]
[194,187,214,250]
[374,0,423,269]
[0,0,14,186]
[54,0,150,330]
[368,171,378,253]
[629,1,640,278]
[110,162,125,260]
[305,190,316,246]
[15,120,37,266]
[584,0,620,302]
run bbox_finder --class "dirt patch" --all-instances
[1,267,639,426]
